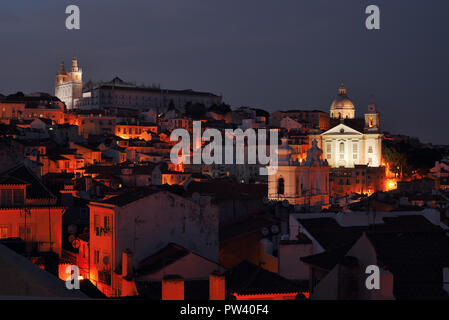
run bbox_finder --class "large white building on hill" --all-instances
[310,85,383,168]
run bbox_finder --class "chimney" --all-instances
[162,275,184,300]
[122,249,133,278]
[60,187,74,207]
[209,272,225,300]
[380,270,394,299]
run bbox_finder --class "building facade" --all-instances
[88,190,219,297]
[310,85,383,169]
[268,139,330,207]
[55,58,83,110]
[79,77,222,112]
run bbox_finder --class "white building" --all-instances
[268,139,330,207]
[54,58,83,110]
[310,85,382,168]
[78,77,222,112]
[329,84,355,120]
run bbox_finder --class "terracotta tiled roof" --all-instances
[0,163,55,200]
[137,243,190,276]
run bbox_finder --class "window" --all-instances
[104,216,111,231]
[0,189,12,206]
[277,178,285,195]
[1,189,25,206]
[339,142,345,153]
[94,215,100,235]
[13,190,24,205]
[0,226,8,239]
[368,146,373,153]
[94,250,100,264]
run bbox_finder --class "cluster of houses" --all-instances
[0,65,449,300]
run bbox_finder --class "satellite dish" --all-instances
[261,227,270,236]
[68,224,78,235]
[72,239,80,249]
[271,225,280,234]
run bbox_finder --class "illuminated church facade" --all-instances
[54,58,83,110]
[268,139,330,206]
[310,84,383,168]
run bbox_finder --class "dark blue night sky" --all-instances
[1,0,448,144]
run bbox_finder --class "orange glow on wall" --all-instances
[383,161,396,179]
[385,179,397,191]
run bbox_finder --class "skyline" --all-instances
[0,0,448,144]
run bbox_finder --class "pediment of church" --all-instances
[322,123,362,136]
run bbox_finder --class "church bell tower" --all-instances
[364,103,380,133]
[55,57,83,110]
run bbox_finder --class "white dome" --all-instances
[330,84,355,119]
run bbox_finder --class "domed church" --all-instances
[330,83,355,119]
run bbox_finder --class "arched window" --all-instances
[277,178,285,195]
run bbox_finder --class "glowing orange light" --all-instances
[385,179,397,191]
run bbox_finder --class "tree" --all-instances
[184,102,206,119]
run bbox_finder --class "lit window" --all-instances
[0,226,8,239]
